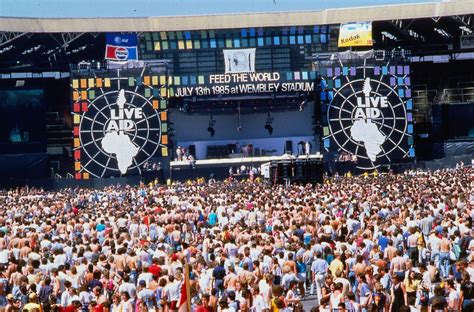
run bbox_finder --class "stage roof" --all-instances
[1,0,472,32]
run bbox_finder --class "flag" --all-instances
[223,48,256,73]
[178,264,190,312]
[105,33,138,61]
[338,22,373,47]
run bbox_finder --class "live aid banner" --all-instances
[171,71,317,97]
[338,22,373,47]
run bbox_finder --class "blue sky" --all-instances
[1,0,440,18]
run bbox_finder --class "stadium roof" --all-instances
[1,0,473,33]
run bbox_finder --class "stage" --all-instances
[170,154,323,182]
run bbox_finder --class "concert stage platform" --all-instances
[170,154,323,182]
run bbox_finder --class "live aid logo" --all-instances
[353,77,388,119]
[354,96,388,119]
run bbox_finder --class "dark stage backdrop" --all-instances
[0,89,46,154]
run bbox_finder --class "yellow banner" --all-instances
[338,22,373,47]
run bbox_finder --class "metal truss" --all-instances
[0,32,27,48]
[453,15,473,35]
[49,32,85,50]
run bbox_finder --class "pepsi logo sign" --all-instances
[115,47,129,60]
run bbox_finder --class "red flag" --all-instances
[178,264,190,312]
[178,280,187,312]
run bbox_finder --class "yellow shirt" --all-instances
[329,258,344,278]
[404,278,420,292]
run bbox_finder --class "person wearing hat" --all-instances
[22,293,41,312]
[5,293,21,312]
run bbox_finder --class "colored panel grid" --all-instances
[88,90,95,99]
[160,111,167,121]
[178,40,185,49]
[74,138,80,147]
[406,99,413,110]
[160,76,166,85]
[73,127,79,136]
[153,100,159,109]
[161,147,168,157]
[160,100,167,109]
[161,123,168,133]
[153,88,160,97]
[73,91,79,101]
[72,79,79,89]
[81,102,88,112]
[144,76,151,85]
[74,150,81,160]
[154,42,161,51]
[144,88,151,97]
[161,135,168,145]
[96,78,103,88]
[73,114,81,124]
[405,89,412,98]
[128,77,135,86]
[409,147,415,157]
[323,127,330,136]
[74,162,81,171]
[398,89,405,98]
[324,139,330,148]
[186,40,193,49]
[88,78,95,88]
[160,88,167,97]
[104,78,111,87]
[80,79,87,88]
[152,76,158,85]
[83,172,90,179]
[75,173,82,180]
[73,103,80,112]
[407,124,414,134]
[81,90,87,100]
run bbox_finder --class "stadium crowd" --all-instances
[0,166,472,312]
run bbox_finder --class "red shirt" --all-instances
[195,305,214,312]
[149,264,162,277]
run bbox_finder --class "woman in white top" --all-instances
[330,282,345,312]
[285,281,301,311]
[446,279,460,312]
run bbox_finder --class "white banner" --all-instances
[223,48,256,73]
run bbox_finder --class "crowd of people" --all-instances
[0,166,472,312]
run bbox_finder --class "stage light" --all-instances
[207,126,215,137]
[207,115,216,137]
[264,124,273,135]
[265,112,274,135]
